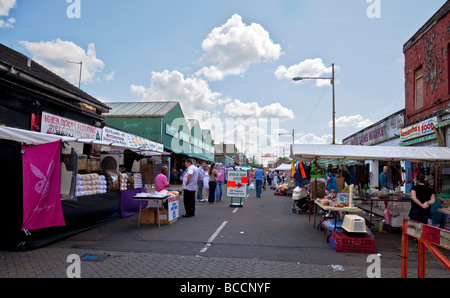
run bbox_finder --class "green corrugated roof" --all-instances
[103,101,180,118]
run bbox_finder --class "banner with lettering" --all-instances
[22,141,65,231]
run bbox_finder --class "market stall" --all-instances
[290,144,450,231]
[0,125,168,250]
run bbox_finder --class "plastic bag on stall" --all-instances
[384,207,392,226]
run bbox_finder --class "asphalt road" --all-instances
[48,187,357,265]
[47,185,449,272]
[2,185,449,280]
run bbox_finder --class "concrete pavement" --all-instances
[1,185,449,280]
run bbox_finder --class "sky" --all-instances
[0,0,448,163]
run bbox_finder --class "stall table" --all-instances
[133,193,179,228]
[354,197,411,227]
[313,200,362,230]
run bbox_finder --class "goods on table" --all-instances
[133,173,143,188]
[159,189,181,196]
[104,171,119,191]
[119,173,128,190]
[75,173,107,197]
[274,179,294,195]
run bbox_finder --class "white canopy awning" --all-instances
[290,144,450,162]
[0,126,168,156]
[275,163,292,171]
[0,126,77,145]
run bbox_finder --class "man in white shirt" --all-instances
[182,158,199,217]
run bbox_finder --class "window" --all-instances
[414,67,424,111]
[448,44,450,94]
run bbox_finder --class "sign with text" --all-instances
[400,117,437,142]
[226,170,248,198]
[41,112,102,140]
[168,196,179,221]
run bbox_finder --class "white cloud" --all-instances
[223,99,294,120]
[20,39,105,87]
[330,115,373,128]
[297,133,333,144]
[196,13,282,81]
[129,70,221,119]
[275,58,334,87]
[0,0,16,28]
[104,71,115,81]
[0,16,14,28]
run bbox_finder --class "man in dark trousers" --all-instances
[182,158,199,217]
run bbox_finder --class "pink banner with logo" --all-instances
[22,141,65,231]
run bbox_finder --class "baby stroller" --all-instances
[291,182,312,214]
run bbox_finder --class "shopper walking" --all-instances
[216,164,224,202]
[182,158,199,217]
[208,162,218,204]
[197,161,205,202]
[203,165,210,201]
[254,167,264,198]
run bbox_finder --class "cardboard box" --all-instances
[140,208,177,225]
[140,208,156,224]
[157,208,177,225]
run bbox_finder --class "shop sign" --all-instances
[400,117,437,142]
[102,126,164,152]
[41,112,102,140]
[226,171,248,198]
[399,134,436,146]
[343,112,404,146]
[102,126,127,146]
[168,196,179,221]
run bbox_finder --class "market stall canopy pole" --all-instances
[290,144,450,163]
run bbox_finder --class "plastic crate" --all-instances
[329,231,376,253]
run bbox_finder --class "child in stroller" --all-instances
[292,181,312,214]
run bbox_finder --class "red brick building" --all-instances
[403,1,450,144]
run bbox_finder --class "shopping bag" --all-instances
[249,182,255,190]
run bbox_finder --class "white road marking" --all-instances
[200,221,228,253]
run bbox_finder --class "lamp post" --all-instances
[66,61,83,89]
[279,128,295,145]
[293,63,336,145]
[279,129,294,157]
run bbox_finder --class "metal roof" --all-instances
[0,43,110,113]
[103,101,180,118]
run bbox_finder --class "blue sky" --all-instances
[0,0,447,162]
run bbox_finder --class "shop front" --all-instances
[0,121,171,250]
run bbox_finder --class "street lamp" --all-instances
[279,129,294,158]
[279,129,295,144]
[66,61,83,89]
[293,63,336,145]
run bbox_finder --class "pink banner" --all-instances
[22,141,65,231]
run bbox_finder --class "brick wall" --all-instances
[404,12,450,125]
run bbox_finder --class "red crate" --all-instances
[329,231,376,253]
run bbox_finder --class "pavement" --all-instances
[1,185,449,281]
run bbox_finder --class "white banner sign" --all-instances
[41,112,102,140]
